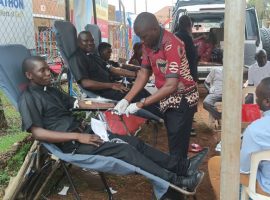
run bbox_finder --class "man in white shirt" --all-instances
[248,49,270,86]
[203,67,223,120]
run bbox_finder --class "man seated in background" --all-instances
[248,49,270,87]
[203,67,223,121]
[245,49,270,104]
[208,77,270,199]
[98,42,122,81]
[98,42,120,68]
[69,31,161,117]
[19,56,208,194]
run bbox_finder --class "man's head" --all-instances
[78,31,95,53]
[178,15,192,33]
[256,77,270,111]
[133,12,160,48]
[22,56,51,86]
[98,42,112,61]
[255,49,267,67]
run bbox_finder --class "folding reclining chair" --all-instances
[0,44,189,200]
[54,20,163,145]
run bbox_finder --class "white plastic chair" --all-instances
[241,150,270,200]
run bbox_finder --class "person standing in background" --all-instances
[175,15,198,136]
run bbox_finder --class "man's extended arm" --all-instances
[124,68,151,102]
[109,66,136,78]
[137,77,178,108]
[80,79,129,93]
[31,126,104,147]
[78,100,114,110]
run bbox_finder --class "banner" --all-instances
[73,0,93,33]
[95,0,108,41]
[0,0,35,49]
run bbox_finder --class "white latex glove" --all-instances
[112,99,129,115]
[125,103,141,117]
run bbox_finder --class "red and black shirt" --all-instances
[141,28,199,112]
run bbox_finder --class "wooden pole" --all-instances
[4,141,38,200]
[220,0,246,199]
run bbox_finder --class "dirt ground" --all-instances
[45,84,220,200]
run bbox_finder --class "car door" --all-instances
[245,7,262,66]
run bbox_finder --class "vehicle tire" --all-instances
[260,27,270,59]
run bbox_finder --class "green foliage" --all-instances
[0,171,10,185]
[0,91,29,153]
[0,132,29,153]
[0,142,32,186]
[247,0,256,7]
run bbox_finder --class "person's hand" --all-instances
[113,99,129,115]
[111,83,129,93]
[125,103,141,117]
[77,134,104,147]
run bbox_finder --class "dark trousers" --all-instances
[164,100,196,159]
[99,88,163,118]
[61,134,189,182]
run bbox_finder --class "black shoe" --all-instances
[187,147,209,176]
[173,171,204,195]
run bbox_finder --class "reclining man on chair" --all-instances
[69,31,161,117]
[19,56,208,194]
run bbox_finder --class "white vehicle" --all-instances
[172,0,262,81]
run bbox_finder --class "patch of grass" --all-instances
[0,170,10,185]
[0,91,21,131]
[6,142,32,172]
[0,91,29,153]
[0,142,32,186]
[0,132,29,153]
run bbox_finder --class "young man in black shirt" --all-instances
[18,56,207,194]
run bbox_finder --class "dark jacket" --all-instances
[175,30,198,82]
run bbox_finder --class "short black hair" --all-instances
[255,49,267,59]
[178,15,192,31]
[22,56,45,75]
[98,42,111,55]
[258,77,270,99]
[78,31,91,40]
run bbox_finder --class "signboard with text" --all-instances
[0,0,35,48]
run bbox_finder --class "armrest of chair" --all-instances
[249,150,270,194]
[135,109,164,123]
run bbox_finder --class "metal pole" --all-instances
[92,0,97,24]
[119,0,128,60]
[220,0,246,199]
[134,0,136,14]
[65,0,70,21]
[145,0,147,12]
